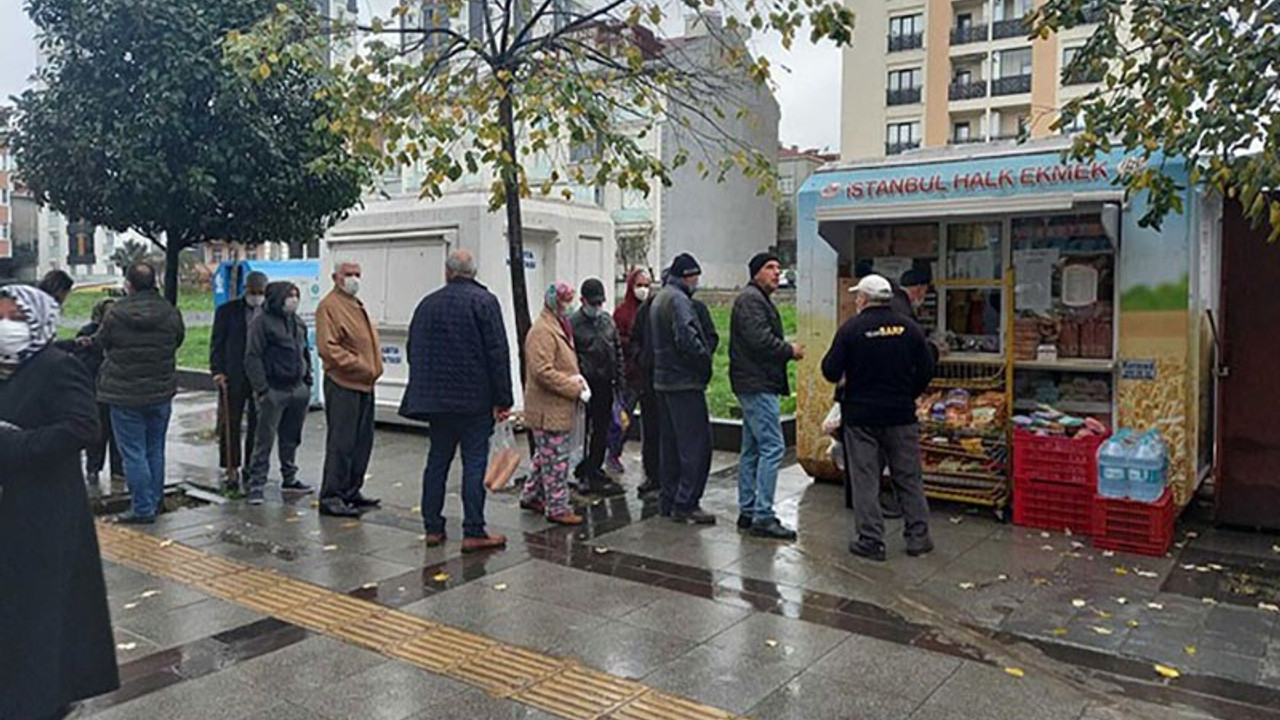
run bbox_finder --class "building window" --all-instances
[778,176,795,196]
[887,68,923,105]
[246,245,259,260]
[1062,46,1103,85]
[885,122,922,155]
[211,246,224,264]
[888,14,924,52]
[998,48,1033,78]
[953,123,972,143]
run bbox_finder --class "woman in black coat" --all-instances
[0,284,119,720]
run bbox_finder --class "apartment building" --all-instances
[0,141,12,263]
[840,0,1104,160]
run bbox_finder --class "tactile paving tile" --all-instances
[609,691,741,720]
[329,610,437,652]
[516,666,646,719]
[387,625,497,673]
[448,645,566,696]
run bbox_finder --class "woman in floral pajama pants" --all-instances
[520,282,590,525]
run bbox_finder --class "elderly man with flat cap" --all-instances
[211,270,269,493]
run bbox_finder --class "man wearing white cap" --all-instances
[821,274,935,561]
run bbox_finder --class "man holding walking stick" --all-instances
[210,270,269,495]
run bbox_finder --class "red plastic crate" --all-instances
[1013,430,1109,487]
[1091,488,1175,557]
[1012,475,1093,535]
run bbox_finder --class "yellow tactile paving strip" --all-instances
[97,523,751,720]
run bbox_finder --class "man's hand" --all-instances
[75,336,94,348]
[213,374,228,388]
[494,407,511,422]
[791,343,806,361]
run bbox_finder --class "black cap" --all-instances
[748,252,780,279]
[581,278,606,303]
[901,268,931,287]
[670,253,702,278]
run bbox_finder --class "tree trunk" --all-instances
[499,87,531,386]
[163,241,181,306]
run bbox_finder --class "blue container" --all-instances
[1097,429,1133,499]
[1126,430,1168,503]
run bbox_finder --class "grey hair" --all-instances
[446,250,477,279]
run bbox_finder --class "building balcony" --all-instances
[949,80,989,100]
[948,136,988,145]
[887,87,923,106]
[885,140,922,156]
[991,130,1025,141]
[950,24,989,45]
[991,74,1032,96]
[992,17,1028,40]
[888,32,924,52]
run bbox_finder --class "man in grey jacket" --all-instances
[650,253,717,524]
[243,282,314,505]
[730,252,803,540]
[570,278,625,496]
[98,263,185,524]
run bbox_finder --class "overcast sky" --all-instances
[0,2,842,152]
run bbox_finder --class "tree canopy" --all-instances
[12,0,368,301]
[1036,0,1280,236]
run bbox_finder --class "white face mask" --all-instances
[0,319,32,362]
[245,293,265,308]
[634,286,650,302]
[284,297,300,315]
[342,276,360,296]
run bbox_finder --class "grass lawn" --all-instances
[705,301,798,420]
[60,287,215,322]
[56,324,212,370]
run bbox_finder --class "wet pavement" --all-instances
[77,390,1280,720]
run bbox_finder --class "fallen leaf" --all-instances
[1040,545,1055,551]
[1184,646,1197,656]
[1147,602,1164,610]
[397,586,406,592]
[1201,597,1218,605]
[1207,563,1224,571]
[1102,550,1115,558]
[1040,532,1051,539]
[432,572,450,582]
[1259,602,1280,613]
[360,582,377,590]
[322,544,338,551]
[285,517,301,523]
[1135,570,1159,578]
[417,535,427,541]
[593,547,611,555]
[1154,664,1181,679]
[1004,667,1026,678]
[1127,620,1141,628]
[116,642,138,651]
[1051,628,1068,636]
[139,590,161,599]
[364,473,373,480]
[123,602,139,609]
[1032,577,1051,586]
[765,639,779,648]
[1114,567,1129,576]
[958,582,976,590]
[1180,564,1197,571]
[393,482,404,488]
[1184,531,1199,539]
[493,583,508,591]
[997,574,1009,581]
[1116,597,1128,605]
[340,521,359,529]
[1064,528,1074,537]
[949,516,964,524]
[1091,626,1114,636]
[1070,541,1085,550]
[1174,542,1186,549]
[1094,610,1113,619]
[1272,545,1280,554]
[410,506,421,514]
[1072,599,1087,608]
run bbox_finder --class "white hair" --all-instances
[446,250,477,279]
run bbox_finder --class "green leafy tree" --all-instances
[230,0,854,371]
[1035,0,1280,235]
[11,0,368,304]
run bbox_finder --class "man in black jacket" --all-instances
[98,263,185,524]
[210,270,268,492]
[821,274,935,561]
[730,253,803,540]
[650,253,717,524]
[243,282,314,505]
[571,278,625,496]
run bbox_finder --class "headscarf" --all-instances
[544,282,576,344]
[0,284,61,366]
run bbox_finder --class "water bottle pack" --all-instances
[1096,429,1168,502]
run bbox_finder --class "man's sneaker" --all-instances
[737,513,753,530]
[113,512,155,525]
[246,488,265,505]
[750,519,798,541]
[848,539,887,562]
[351,494,382,508]
[605,456,626,476]
[461,533,508,553]
[281,479,314,494]
[636,481,659,498]
[319,499,360,517]
[906,536,935,557]
[671,508,716,525]
[424,533,446,547]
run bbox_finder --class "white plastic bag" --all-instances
[484,419,523,491]
[829,438,846,472]
[566,402,588,470]
[822,403,842,437]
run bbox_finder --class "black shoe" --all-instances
[737,513,753,530]
[246,488,265,505]
[848,539,886,562]
[750,519,798,541]
[319,500,360,517]
[114,512,156,525]
[351,494,381,508]
[636,482,660,498]
[906,536,935,557]
[282,479,314,494]
[590,478,626,497]
[880,492,903,520]
[672,509,717,525]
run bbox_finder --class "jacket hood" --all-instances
[264,281,298,316]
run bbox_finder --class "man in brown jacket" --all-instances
[316,261,384,518]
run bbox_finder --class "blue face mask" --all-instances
[583,304,602,318]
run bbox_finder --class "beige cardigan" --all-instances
[523,308,582,432]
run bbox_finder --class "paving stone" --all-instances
[294,661,469,720]
[400,582,528,629]
[642,645,802,715]
[404,688,561,720]
[806,635,962,702]
[221,637,388,700]
[114,597,265,651]
[908,661,1088,720]
[620,595,753,644]
[238,702,332,720]
[747,673,920,720]
[276,553,416,592]
[703,611,850,669]
[467,597,608,653]
[551,621,697,679]
[1183,647,1263,684]
[83,663,280,720]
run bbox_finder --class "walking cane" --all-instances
[218,381,237,493]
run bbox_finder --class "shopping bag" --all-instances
[606,391,632,451]
[822,402,842,437]
[567,402,588,470]
[484,419,523,492]
[829,438,845,472]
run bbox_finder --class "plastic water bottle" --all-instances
[1128,431,1168,502]
[1097,429,1132,499]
